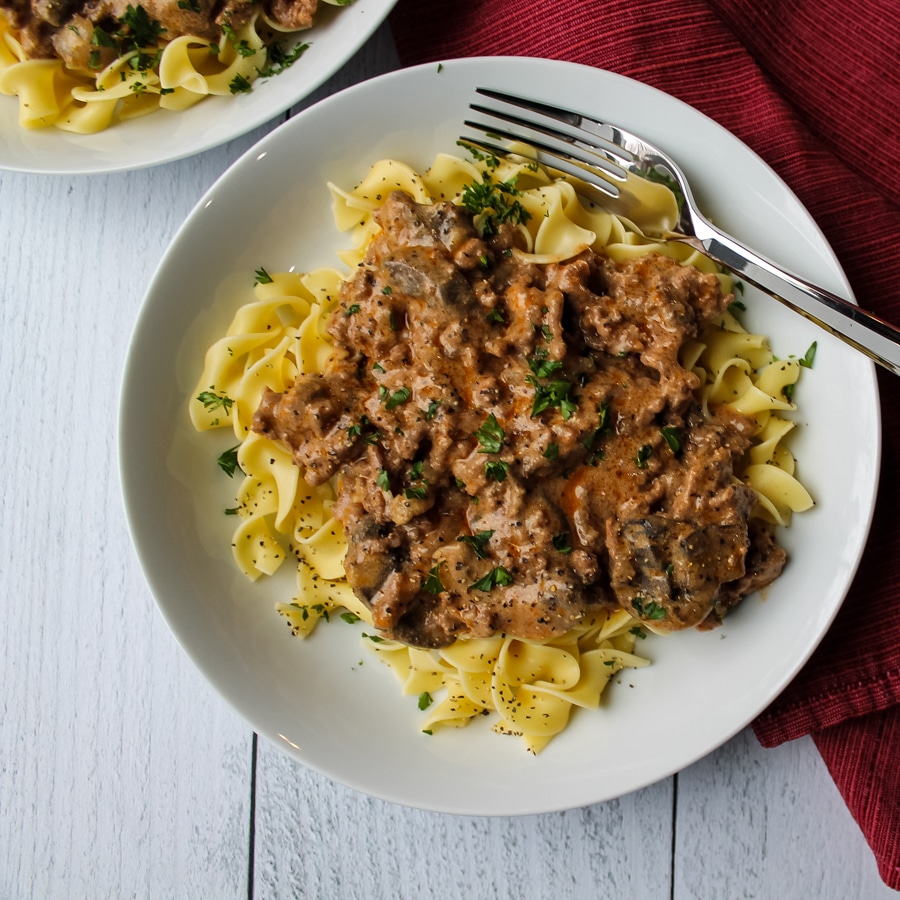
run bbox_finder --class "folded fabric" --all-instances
[389,0,900,888]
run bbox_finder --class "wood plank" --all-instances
[0,127,274,897]
[674,728,896,898]
[253,737,674,899]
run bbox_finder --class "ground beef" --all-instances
[253,191,787,648]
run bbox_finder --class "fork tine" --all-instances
[459,130,631,208]
[474,87,650,163]
[475,88,584,128]
[457,136,623,204]
[461,90,686,233]
[467,104,629,181]
[470,95,633,168]
[463,116,625,184]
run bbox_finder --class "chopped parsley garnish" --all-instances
[459,173,531,236]
[632,596,667,620]
[340,612,361,624]
[552,533,573,554]
[92,26,117,49]
[405,485,428,500]
[644,601,667,620]
[216,444,242,478]
[376,469,391,492]
[470,566,513,591]
[383,386,411,410]
[484,459,509,483]
[528,377,577,419]
[800,341,817,368]
[347,415,370,440]
[197,389,233,416]
[121,4,166,46]
[229,73,253,94]
[527,352,564,379]
[220,21,256,57]
[423,563,446,594]
[129,50,159,72]
[177,0,201,11]
[424,400,441,421]
[543,442,559,460]
[462,143,500,171]
[291,603,329,622]
[253,266,273,284]
[475,414,504,454]
[345,303,360,316]
[660,426,682,454]
[581,428,601,451]
[582,404,611,460]
[456,530,494,559]
[634,444,653,468]
[629,626,647,639]
[418,691,433,710]
[257,39,309,77]
[88,6,165,72]
[486,307,506,324]
[288,602,312,622]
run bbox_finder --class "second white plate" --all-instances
[0,0,397,175]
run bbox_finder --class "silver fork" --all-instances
[463,87,900,376]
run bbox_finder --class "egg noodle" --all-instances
[0,3,341,133]
[190,150,814,753]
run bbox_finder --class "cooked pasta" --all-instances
[190,150,814,751]
[0,2,343,133]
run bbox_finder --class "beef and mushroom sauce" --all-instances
[253,190,787,649]
[2,0,317,64]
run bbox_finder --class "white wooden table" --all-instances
[1,24,895,899]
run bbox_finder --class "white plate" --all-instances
[120,57,881,815]
[0,0,396,175]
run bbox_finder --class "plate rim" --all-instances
[119,55,882,815]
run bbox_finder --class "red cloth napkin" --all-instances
[389,0,900,887]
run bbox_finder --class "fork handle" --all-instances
[682,231,900,375]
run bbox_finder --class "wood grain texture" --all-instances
[675,730,899,899]
[0,129,273,899]
[253,738,674,900]
[0,19,895,900]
